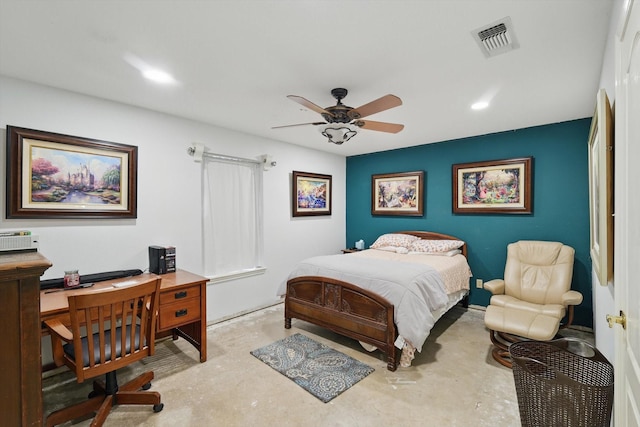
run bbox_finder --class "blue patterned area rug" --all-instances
[250,333,374,403]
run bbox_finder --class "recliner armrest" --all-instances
[562,290,583,306]
[484,279,505,295]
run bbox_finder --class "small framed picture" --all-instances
[371,171,424,216]
[292,171,332,217]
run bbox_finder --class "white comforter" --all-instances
[280,250,470,352]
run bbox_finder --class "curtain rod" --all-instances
[187,143,276,170]
[187,144,261,165]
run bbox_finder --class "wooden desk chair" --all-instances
[44,277,163,427]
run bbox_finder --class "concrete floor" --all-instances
[42,303,593,427]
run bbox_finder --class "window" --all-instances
[202,154,264,281]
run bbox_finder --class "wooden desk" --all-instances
[40,269,208,363]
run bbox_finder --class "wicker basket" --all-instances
[509,338,614,427]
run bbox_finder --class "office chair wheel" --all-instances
[142,382,152,390]
[153,403,164,413]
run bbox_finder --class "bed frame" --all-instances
[284,231,469,371]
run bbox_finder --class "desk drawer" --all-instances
[158,297,200,330]
[160,284,201,305]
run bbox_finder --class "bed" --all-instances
[280,231,472,371]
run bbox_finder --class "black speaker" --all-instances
[149,245,176,274]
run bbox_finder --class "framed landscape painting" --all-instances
[292,171,331,217]
[452,157,532,214]
[6,126,138,219]
[371,171,424,216]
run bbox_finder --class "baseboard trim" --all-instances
[207,300,284,327]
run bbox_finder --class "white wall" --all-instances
[592,0,625,364]
[0,76,346,325]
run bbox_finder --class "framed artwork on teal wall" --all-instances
[292,170,332,217]
[452,157,532,214]
[371,171,424,216]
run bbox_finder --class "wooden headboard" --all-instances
[396,230,468,258]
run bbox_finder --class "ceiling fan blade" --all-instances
[349,94,402,119]
[287,95,334,117]
[272,122,326,129]
[356,120,404,133]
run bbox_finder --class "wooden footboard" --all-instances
[284,275,398,371]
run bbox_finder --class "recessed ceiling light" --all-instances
[471,101,489,110]
[123,53,177,85]
[142,68,176,84]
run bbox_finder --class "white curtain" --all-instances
[202,157,263,278]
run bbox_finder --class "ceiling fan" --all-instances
[273,88,404,144]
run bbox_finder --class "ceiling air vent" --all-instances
[472,16,519,58]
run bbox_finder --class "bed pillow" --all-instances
[408,248,462,257]
[409,239,465,254]
[370,233,419,250]
[372,246,410,254]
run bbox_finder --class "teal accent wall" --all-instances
[346,119,592,328]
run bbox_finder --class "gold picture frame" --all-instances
[588,89,614,285]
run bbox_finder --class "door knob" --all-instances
[606,310,626,329]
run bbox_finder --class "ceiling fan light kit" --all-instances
[274,88,404,145]
[320,123,359,145]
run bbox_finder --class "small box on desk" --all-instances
[149,245,176,274]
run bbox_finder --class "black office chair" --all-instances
[44,277,163,427]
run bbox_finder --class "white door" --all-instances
[613,1,640,425]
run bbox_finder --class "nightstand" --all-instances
[341,248,361,254]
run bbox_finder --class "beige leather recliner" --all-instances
[483,240,583,367]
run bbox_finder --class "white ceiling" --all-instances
[0,0,612,157]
